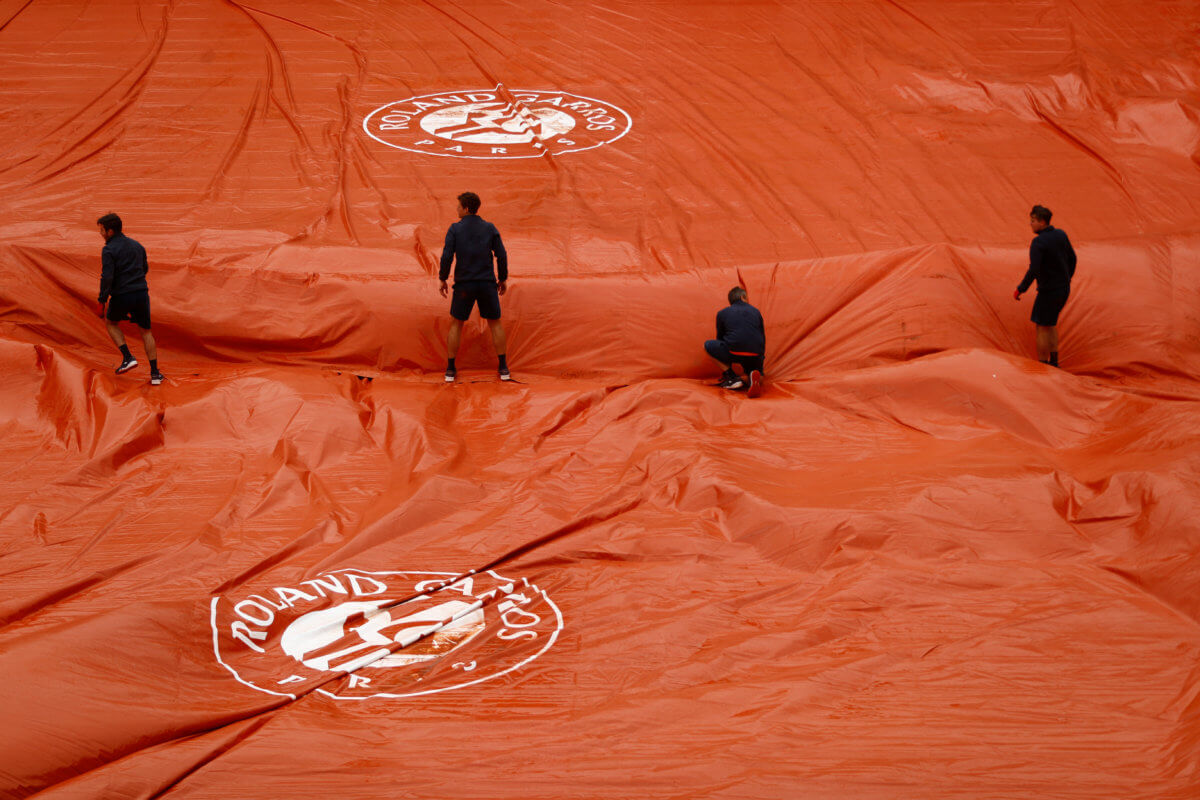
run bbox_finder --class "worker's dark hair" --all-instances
[457,192,481,214]
[728,286,748,304]
[96,213,122,234]
[1030,205,1052,223]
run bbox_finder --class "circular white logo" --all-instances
[363,87,632,159]
[211,569,563,700]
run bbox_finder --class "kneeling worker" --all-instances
[705,286,765,398]
[439,191,510,382]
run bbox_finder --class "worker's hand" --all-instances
[94,300,106,318]
[1013,289,1022,301]
[439,280,449,298]
[498,280,507,296]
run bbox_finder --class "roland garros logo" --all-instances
[363,86,632,159]
[211,569,563,700]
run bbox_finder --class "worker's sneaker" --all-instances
[747,369,764,398]
[444,365,457,383]
[150,369,165,386]
[499,365,512,381]
[115,357,138,374]
[717,369,739,388]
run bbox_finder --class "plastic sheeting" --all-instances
[1,1,1199,798]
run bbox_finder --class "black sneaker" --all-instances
[150,369,165,386]
[724,375,745,390]
[717,369,738,388]
[115,357,138,374]
[499,365,511,381]
[747,369,764,398]
[444,365,457,383]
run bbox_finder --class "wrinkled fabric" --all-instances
[1,2,1199,799]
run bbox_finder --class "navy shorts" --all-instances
[705,339,764,374]
[106,291,152,329]
[1031,289,1069,326]
[450,281,501,321]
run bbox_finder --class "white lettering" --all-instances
[501,607,540,628]
[416,140,436,146]
[467,93,496,102]
[435,95,467,105]
[412,101,440,110]
[273,586,316,607]
[416,576,476,596]
[587,124,616,132]
[491,147,507,154]
[277,675,305,684]
[251,593,287,611]
[498,628,538,641]
[498,594,530,612]
[348,674,372,687]
[302,575,347,598]
[346,573,388,596]
[234,600,275,627]
[563,101,591,111]
[587,115,615,125]
[230,621,267,652]
[446,145,463,152]
[380,123,410,130]
[557,139,575,146]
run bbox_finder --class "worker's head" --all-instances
[1029,205,1052,233]
[96,212,122,241]
[728,286,748,304]
[457,192,481,217]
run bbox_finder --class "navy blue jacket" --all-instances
[99,233,149,302]
[439,214,508,284]
[1019,226,1076,294]
[716,300,766,355]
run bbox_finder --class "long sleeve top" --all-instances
[99,234,149,302]
[1018,226,1076,294]
[439,214,508,284]
[716,300,766,355]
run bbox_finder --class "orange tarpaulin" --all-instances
[1,1,1199,798]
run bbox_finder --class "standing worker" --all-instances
[705,286,765,398]
[439,192,510,382]
[95,213,164,385]
[1014,205,1076,367]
